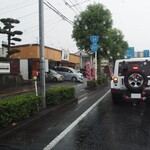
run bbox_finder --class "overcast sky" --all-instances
[0,0,150,53]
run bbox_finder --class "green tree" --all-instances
[72,3,129,75]
[102,28,128,64]
[0,18,23,58]
[72,3,113,56]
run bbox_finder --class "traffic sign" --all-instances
[90,43,99,52]
[90,35,99,43]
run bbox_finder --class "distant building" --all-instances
[75,50,91,69]
[134,51,143,58]
[125,47,150,58]
[0,47,7,57]
[10,44,80,80]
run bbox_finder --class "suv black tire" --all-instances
[124,70,148,93]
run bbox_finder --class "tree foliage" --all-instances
[72,3,128,61]
[0,18,23,58]
[72,3,113,52]
[102,28,128,64]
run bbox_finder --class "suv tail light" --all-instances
[113,77,118,83]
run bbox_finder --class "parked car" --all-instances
[111,57,150,104]
[46,69,64,82]
[53,66,84,82]
[79,68,87,77]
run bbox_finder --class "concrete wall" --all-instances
[0,75,23,90]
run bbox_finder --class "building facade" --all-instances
[10,44,80,80]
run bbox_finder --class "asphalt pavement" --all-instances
[0,79,110,150]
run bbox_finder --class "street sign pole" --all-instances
[95,51,97,80]
[90,35,99,80]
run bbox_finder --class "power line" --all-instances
[0,0,31,11]
[64,0,79,15]
[44,1,73,25]
[70,0,90,8]
[73,0,83,11]
[68,0,81,13]
[64,0,90,14]
[0,1,37,16]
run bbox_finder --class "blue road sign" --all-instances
[90,35,99,43]
[143,50,149,57]
[90,43,99,52]
[125,47,134,58]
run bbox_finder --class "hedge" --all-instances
[46,86,75,105]
[0,93,42,127]
[87,76,108,88]
[0,86,75,128]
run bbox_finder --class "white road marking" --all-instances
[78,93,87,99]
[43,90,111,150]
[78,96,87,104]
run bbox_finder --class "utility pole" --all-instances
[39,0,46,108]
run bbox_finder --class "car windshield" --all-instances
[69,67,76,73]
[1,1,150,150]
[118,61,150,76]
[50,69,58,75]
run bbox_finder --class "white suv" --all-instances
[111,58,150,104]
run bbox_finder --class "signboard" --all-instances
[90,35,99,44]
[90,43,99,52]
[125,47,134,59]
[90,35,99,53]
[143,50,149,57]
[61,50,69,61]
[0,62,10,74]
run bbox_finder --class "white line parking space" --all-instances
[43,90,111,150]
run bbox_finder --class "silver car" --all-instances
[53,66,84,82]
[46,69,64,82]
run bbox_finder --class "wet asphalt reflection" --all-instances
[53,95,150,150]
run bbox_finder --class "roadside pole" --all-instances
[95,51,97,80]
[80,52,82,69]
[33,76,38,96]
[39,0,46,108]
[90,35,99,80]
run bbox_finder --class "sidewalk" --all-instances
[0,84,35,98]
[0,79,88,98]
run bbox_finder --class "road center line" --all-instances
[43,90,110,150]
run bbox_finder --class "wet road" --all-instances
[52,95,150,150]
[1,82,150,150]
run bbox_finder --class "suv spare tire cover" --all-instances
[124,70,148,92]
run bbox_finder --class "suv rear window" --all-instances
[118,60,150,76]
